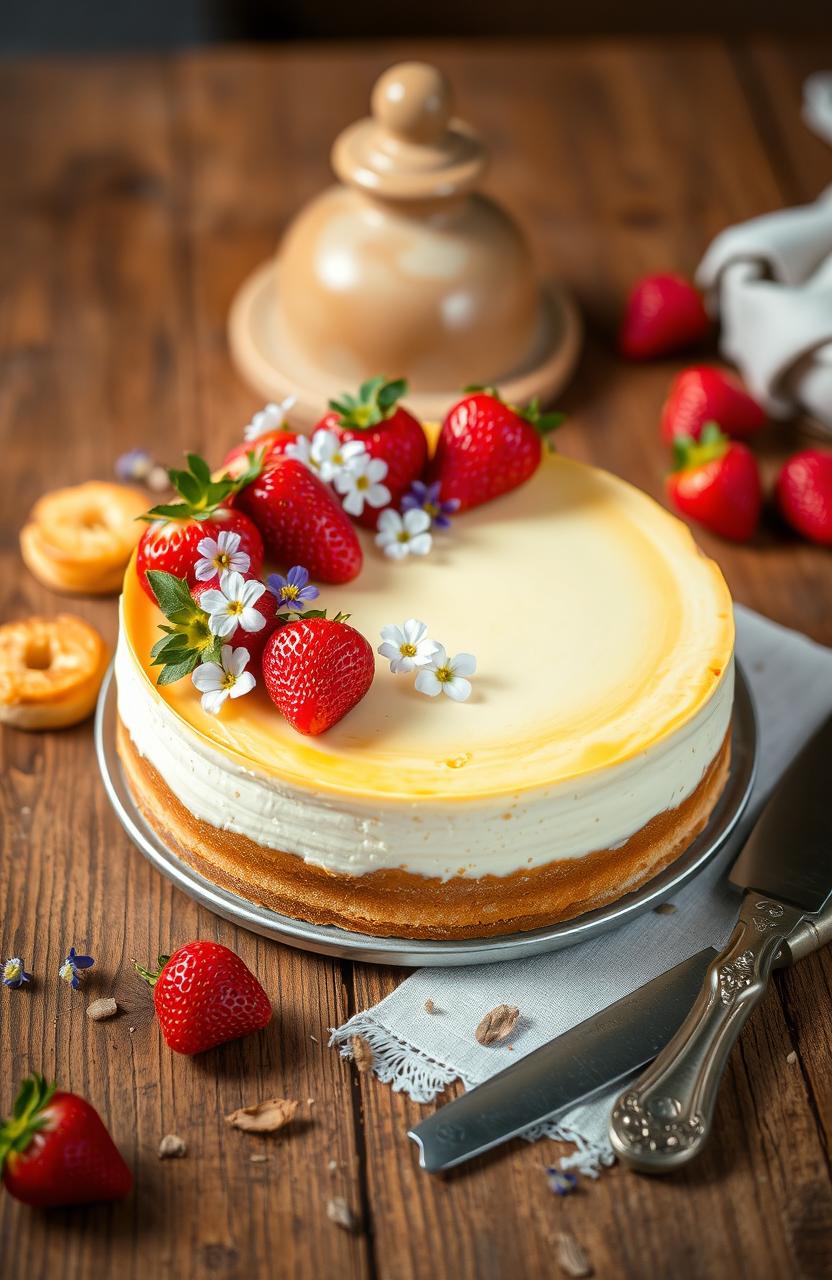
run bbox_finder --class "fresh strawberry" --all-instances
[429,388,563,512]
[136,941,271,1056]
[222,429,298,478]
[315,377,427,528]
[1,1074,132,1208]
[667,423,762,542]
[776,449,832,546]
[660,366,766,443]
[136,453,264,601]
[236,458,362,584]
[619,273,711,360]
[262,614,374,736]
[193,571,280,668]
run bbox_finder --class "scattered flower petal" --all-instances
[192,645,256,714]
[267,565,320,612]
[244,396,297,443]
[401,479,460,529]
[158,1133,187,1159]
[414,645,476,702]
[224,1097,299,1134]
[146,464,170,493]
[334,453,391,516]
[474,1003,519,1045]
[194,530,250,582]
[546,1167,578,1196]
[201,571,266,638]
[86,997,119,1021]
[378,619,438,673]
[59,947,94,991]
[375,507,433,560]
[2,957,32,990]
[327,1197,360,1233]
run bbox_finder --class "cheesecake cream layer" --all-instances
[116,454,734,881]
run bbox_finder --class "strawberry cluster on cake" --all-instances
[115,380,735,939]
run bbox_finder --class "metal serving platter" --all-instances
[95,663,757,967]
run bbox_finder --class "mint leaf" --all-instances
[146,570,198,621]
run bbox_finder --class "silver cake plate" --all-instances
[95,664,757,967]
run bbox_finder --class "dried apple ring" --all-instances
[0,615,109,730]
[20,481,147,595]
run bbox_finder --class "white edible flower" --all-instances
[194,529,250,582]
[200,570,266,638]
[192,645,256,715]
[284,434,313,469]
[334,453,391,517]
[378,620,439,674]
[243,396,297,443]
[310,429,366,482]
[375,508,432,560]
[414,645,476,702]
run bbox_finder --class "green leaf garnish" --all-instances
[671,422,729,473]
[145,570,222,685]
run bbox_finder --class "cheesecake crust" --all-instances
[117,718,731,940]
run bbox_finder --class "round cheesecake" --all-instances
[115,453,734,939]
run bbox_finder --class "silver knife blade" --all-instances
[730,712,832,912]
[408,946,716,1172]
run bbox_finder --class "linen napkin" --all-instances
[696,189,832,430]
[331,606,832,1175]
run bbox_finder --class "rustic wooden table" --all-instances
[2,38,832,1280]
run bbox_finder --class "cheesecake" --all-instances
[115,452,734,939]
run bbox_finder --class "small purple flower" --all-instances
[2,957,32,990]
[267,565,320,612]
[59,947,94,990]
[545,1167,578,1196]
[401,480,460,530]
[115,448,153,483]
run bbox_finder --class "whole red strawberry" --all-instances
[776,449,832,546]
[1,1074,132,1208]
[222,429,298,478]
[262,614,374,736]
[237,458,362,584]
[136,941,272,1056]
[136,453,264,601]
[667,423,762,542]
[430,388,563,513]
[660,366,766,443]
[193,571,280,668]
[619,273,710,360]
[315,377,427,528]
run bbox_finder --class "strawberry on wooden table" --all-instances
[666,423,762,542]
[136,941,272,1055]
[314,377,427,528]
[262,613,375,736]
[236,457,362,584]
[776,449,832,546]
[430,388,563,512]
[660,366,766,443]
[136,453,264,601]
[619,273,711,360]
[1,1074,132,1208]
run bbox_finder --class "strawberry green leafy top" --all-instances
[142,452,261,523]
[328,376,408,429]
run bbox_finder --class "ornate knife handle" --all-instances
[609,894,806,1173]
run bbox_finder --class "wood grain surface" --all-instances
[1,39,831,1280]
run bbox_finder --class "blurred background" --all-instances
[1,0,829,50]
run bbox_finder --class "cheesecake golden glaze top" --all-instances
[120,453,734,803]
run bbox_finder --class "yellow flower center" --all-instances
[396,530,410,544]
[222,672,236,690]
[400,643,417,657]
[356,475,369,491]
[215,552,231,569]
[282,584,300,600]
[425,502,439,518]
[435,664,454,684]
[228,600,244,615]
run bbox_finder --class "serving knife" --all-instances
[609,711,832,1173]
[409,945,719,1172]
